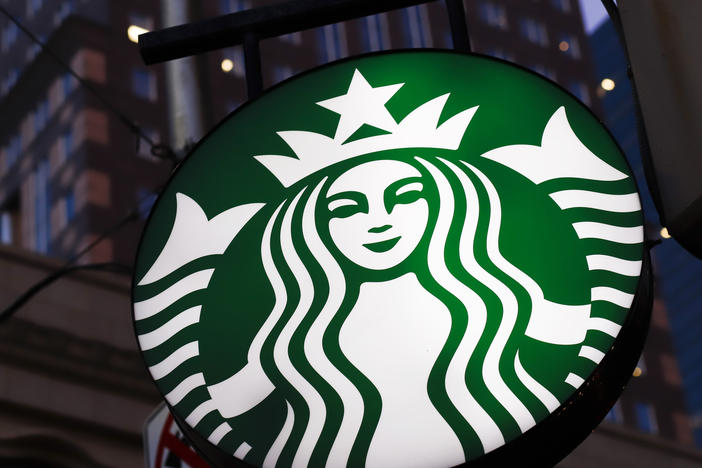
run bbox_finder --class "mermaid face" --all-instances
[326,159,428,270]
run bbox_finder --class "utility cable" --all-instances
[0,3,176,162]
[0,184,166,322]
[0,6,179,319]
[0,263,132,324]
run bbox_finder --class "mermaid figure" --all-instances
[136,69,636,467]
[202,70,594,468]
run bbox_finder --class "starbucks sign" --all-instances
[133,51,650,467]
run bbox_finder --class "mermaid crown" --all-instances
[254,69,478,187]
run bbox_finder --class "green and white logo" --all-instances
[133,51,644,468]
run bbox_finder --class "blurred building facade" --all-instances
[0,245,160,467]
[0,0,601,265]
[0,0,172,266]
[0,0,699,466]
[204,0,600,126]
[591,18,702,446]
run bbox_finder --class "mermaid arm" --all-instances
[207,363,274,418]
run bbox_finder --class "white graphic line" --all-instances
[443,158,536,433]
[303,178,364,467]
[165,373,206,406]
[417,157,505,453]
[234,441,253,459]
[209,422,233,446]
[514,351,560,412]
[550,190,641,212]
[589,318,622,338]
[586,255,642,277]
[185,399,216,426]
[578,346,605,364]
[275,189,326,468]
[149,342,199,380]
[138,306,201,350]
[565,373,585,388]
[591,286,635,308]
[464,161,591,346]
[572,222,643,244]
[134,269,214,321]
[264,402,295,468]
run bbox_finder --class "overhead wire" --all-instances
[0,263,132,324]
[0,183,168,322]
[0,5,177,320]
[0,3,176,162]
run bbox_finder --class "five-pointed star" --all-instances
[317,69,404,143]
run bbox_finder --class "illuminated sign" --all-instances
[133,51,650,467]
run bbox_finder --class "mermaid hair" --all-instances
[251,155,558,467]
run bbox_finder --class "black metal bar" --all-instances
[139,0,435,64]
[244,33,263,99]
[599,0,666,225]
[445,0,471,53]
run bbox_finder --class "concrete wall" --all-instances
[0,244,160,467]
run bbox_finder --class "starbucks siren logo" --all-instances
[133,52,644,468]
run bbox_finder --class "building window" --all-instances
[0,211,12,244]
[279,31,302,46]
[222,47,245,77]
[54,1,75,26]
[226,100,241,114]
[34,160,51,254]
[0,194,19,246]
[2,22,19,52]
[27,0,44,18]
[65,191,75,222]
[318,23,348,63]
[531,64,557,81]
[519,18,548,46]
[34,99,50,133]
[558,34,581,59]
[443,31,453,48]
[62,72,77,98]
[2,67,20,95]
[635,402,659,434]
[486,48,515,62]
[219,0,249,14]
[552,0,572,13]
[26,42,41,62]
[568,80,591,105]
[137,188,157,219]
[403,5,432,48]
[362,14,391,52]
[478,2,508,30]
[5,135,22,169]
[272,65,294,84]
[8,68,19,89]
[132,68,157,101]
[59,129,73,163]
[604,401,623,424]
[129,13,154,30]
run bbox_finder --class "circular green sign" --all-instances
[133,51,646,467]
